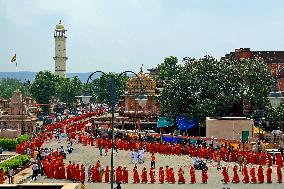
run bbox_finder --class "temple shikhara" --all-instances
[120,68,161,130]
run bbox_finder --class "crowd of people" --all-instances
[94,137,284,168]
[6,107,284,186]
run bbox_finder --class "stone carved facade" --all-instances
[0,89,37,138]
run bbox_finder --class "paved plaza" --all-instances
[30,137,284,189]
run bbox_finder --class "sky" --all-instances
[1,0,284,73]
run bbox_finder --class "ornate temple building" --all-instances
[0,90,37,138]
[120,69,161,130]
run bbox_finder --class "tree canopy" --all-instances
[0,78,30,99]
[157,56,180,80]
[86,72,128,106]
[160,56,274,123]
[57,76,84,108]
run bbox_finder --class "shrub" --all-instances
[0,138,18,151]
[0,134,30,151]
[17,134,30,144]
[0,155,31,172]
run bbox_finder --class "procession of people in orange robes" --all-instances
[11,108,284,185]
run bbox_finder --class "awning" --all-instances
[157,117,174,128]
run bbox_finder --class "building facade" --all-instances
[54,20,68,78]
[120,69,161,129]
[223,48,284,92]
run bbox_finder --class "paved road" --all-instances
[31,138,284,189]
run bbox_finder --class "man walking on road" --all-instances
[32,162,39,181]
[7,167,13,184]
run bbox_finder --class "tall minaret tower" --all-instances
[53,20,67,77]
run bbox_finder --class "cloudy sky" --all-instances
[1,0,284,73]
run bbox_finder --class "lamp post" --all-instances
[21,79,31,135]
[268,62,284,131]
[77,70,147,189]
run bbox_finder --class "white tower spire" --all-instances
[53,20,68,77]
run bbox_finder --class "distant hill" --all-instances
[0,71,99,82]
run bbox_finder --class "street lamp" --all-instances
[134,94,148,131]
[268,62,284,108]
[21,79,31,135]
[268,63,284,132]
[78,70,147,189]
[136,94,148,108]
[76,91,92,106]
[268,85,283,109]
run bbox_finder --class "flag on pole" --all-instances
[11,54,17,63]
[10,54,18,70]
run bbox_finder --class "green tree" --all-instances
[161,56,241,122]
[239,57,274,109]
[57,76,83,108]
[157,56,180,80]
[87,72,128,106]
[0,78,30,99]
[30,71,59,113]
[161,56,274,124]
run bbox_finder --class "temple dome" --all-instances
[126,69,156,95]
[56,20,65,30]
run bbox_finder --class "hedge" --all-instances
[0,155,31,172]
[0,138,18,151]
[0,134,30,151]
[17,134,30,144]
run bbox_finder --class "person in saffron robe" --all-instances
[66,161,72,180]
[250,167,257,184]
[178,168,185,184]
[165,166,170,183]
[232,165,240,183]
[75,164,80,182]
[133,165,140,183]
[222,167,230,184]
[277,165,282,183]
[83,135,88,146]
[105,146,108,156]
[202,167,208,184]
[267,154,272,166]
[80,164,85,184]
[90,165,95,182]
[89,134,94,146]
[116,166,122,183]
[159,167,164,184]
[141,167,147,183]
[54,163,59,178]
[0,169,4,184]
[123,167,128,183]
[58,166,65,179]
[276,153,283,167]
[169,168,175,184]
[266,165,272,183]
[149,167,155,183]
[190,165,196,184]
[257,165,264,183]
[242,165,249,183]
[104,166,110,183]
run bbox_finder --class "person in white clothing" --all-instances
[32,162,39,180]
[133,151,138,164]
[8,167,13,184]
